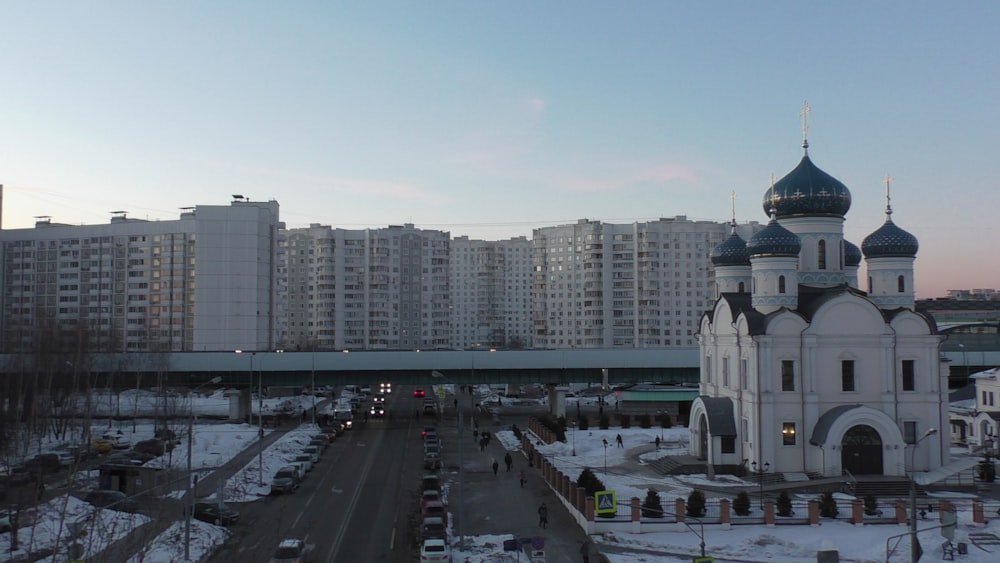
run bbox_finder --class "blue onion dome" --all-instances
[762,155,852,219]
[711,229,750,266]
[862,217,919,258]
[844,240,862,267]
[747,218,801,258]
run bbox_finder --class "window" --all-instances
[868,276,872,293]
[781,360,795,391]
[904,421,917,444]
[741,358,749,390]
[778,275,786,294]
[841,360,856,392]
[901,360,915,391]
[722,357,730,387]
[818,240,826,270]
[782,422,797,445]
[721,436,735,453]
[738,281,745,293]
[705,355,712,384]
[897,275,905,293]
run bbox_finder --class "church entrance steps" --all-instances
[967,532,1000,552]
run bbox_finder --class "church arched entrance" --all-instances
[698,415,708,460]
[841,424,884,475]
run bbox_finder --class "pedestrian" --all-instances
[602,437,608,448]
[537,502,548,528]
[492,458,499,476]
[616,433,623,448]
[453,398,458,410]
[519,470,526,488]
[580,540,591,563]
[655,435,661,450]
[504,452,513,472]
[498,397,503,407]
[480,436,487,452]
[473,429,480,442]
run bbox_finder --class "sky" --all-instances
[5,388,998,562]
[1,2,998,299]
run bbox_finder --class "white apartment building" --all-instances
[0,198,280,353]
[276,223,450,351]
[449,236,533,349]
[531,217,759,349]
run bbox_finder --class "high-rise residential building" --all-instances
[0,198,280,353]
[449,236,532,349]
[531,216,760,349]
[276,223,450,351]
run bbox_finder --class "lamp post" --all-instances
[959,343,968,379]
[184,376,222,562]
[751,461,770,510]
[603,438,610,476]
[908,427,938,563]
[432,370,465,550]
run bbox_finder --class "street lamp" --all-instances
[184,376,222,562]
[908,427,938,563]
[751,460,770,510]
[603,438,610,476]
[431,370,465,550]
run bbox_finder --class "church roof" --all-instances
[717,293,767,334]
[809,404,863,446]
[697,396,737,437]
[747,217,801,258]
[844,240,862,267]
[862,216,919,258]
[763,154,852,219]
[710,230,750,266]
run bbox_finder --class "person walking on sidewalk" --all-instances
[537,502,548,528]
[519,470,526,488]
[655,435,661,450]
[492,458,499,476]
[504,452,513,472]
[616,433,623,448]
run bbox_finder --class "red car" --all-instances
[413,388,426,398]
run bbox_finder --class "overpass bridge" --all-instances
[2,341,997,390]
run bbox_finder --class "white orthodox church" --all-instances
[690,130,949,479]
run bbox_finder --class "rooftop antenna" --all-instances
[800,100,810,155]
[883,173,893,216]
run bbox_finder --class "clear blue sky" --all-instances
[2,2,997,298]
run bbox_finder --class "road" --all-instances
[212,390,428,562]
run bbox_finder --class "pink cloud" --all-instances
[527,97,546,113]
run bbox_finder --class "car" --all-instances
[101,433,131,450]
[424,437,442,450]
[291,454,312,474]
[83,489,139,512]
[380,382,392,394]
[372,393,386,404]
[420,537,451,562]
[413,388,426,398]
[92,438,114,454]
[421,515,447,541]
[370,405,385,418]
[360,385,372,394]
[423,403,437,415]
[421,427,438,440]
[420,474,441,492]
[303,446,321,464]
[423,452,442,470]
[270,466,300,494]
[308,436,328,450]
[420,489,443,508]
[270,538,305,563]
[424,443,441,457]
[422,500,447,524]
[51,450,77,468]
[193,501,240,526]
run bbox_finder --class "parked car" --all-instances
[83,489,139,512]
[193,501,239,526]
[420,474,441,492]
[421,515,446,541]
[51,450,77,468]
[92,438,114,455]
[423,452,442,471]
[420,537,451,562]
[303,446,321,464]
[291,454,313,474]
[421,427,438,440]
[420,489,443,508]
[101,433,131,450]
[308,436,328,450]
[422,500,447,524]
[270,538,305,563]
[270,466,300,494]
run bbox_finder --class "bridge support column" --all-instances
[546,384,569,418]
[225,389,251,421]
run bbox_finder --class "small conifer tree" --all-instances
[863,494,879,516]
[686,489,707,518]
[776,490,793,517]
[819,490,839,518]
[642,489,664,518]
[733,490,752,516]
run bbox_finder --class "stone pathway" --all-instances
[967,531,1000,552]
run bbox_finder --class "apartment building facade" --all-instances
[449,235,532,349]
[0,199,280,353]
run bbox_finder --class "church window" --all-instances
[983,391,989,406]
[818,240,827,270]
[738,281,745,293]
[901,360,915,391]
[897,275,905,293]
[868,276,872,293]
[841,360,856,392]
[721,436,735,453]
[781,360,795,391]
[782,422,797,445]
[704,355,712,384]
[722,357,730,387]
[778,275,786,294]
[903,421,919,444]
[741,358,749,389]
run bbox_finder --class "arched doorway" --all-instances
[841,424,884,475]
[698,415,708,460]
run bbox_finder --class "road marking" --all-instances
[292,511,303,529]
[331,487,343,494]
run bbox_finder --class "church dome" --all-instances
[747,218,801,258]
[844,240,862,267]
[862,217,919,258]
[711,230,750,266]
[763,155,852,219]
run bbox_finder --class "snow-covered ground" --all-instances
[5,387,1000,562]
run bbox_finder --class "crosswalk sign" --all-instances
[595,490,616,514]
